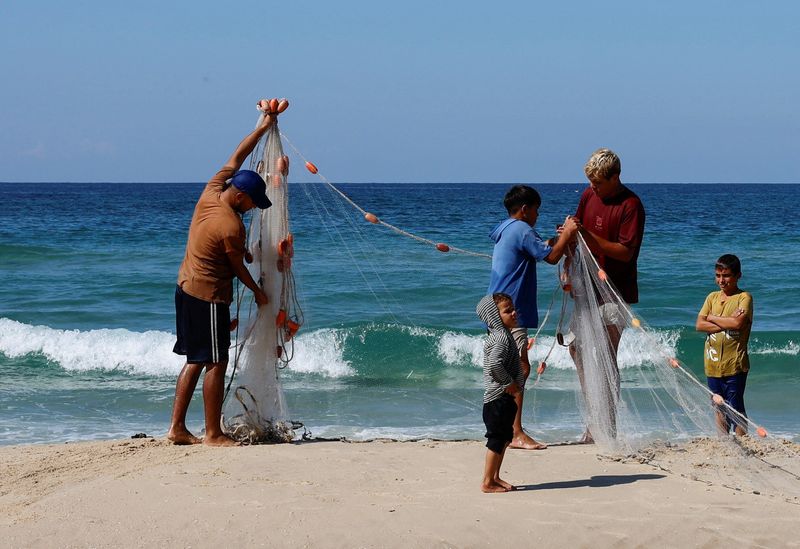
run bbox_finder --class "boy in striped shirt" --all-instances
[476,293,525,492]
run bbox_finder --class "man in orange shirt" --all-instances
[168,111,277,446]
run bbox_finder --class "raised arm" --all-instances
[223,112,278,172]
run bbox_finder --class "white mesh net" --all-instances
[557,233,800,500]
[222,112,301,443]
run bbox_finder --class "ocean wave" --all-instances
[750,339,798,356]
[0,318,683,379]
[0,318,184,376]
[285,328,354,377]
[436,327,683,371]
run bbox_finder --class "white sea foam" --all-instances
[750,339,798,356]
[0,318,183,376]
[0,318,355,378]
[437,331,484,368]
[436,328,682,371]
[0,317,683,378]
[286,328,354,377]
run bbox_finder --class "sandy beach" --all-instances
[1,437,798,548]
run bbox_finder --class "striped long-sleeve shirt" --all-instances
[476,295,524,403]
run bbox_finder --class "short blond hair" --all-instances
[584,148,621,180]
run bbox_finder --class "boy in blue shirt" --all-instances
[488,185,578,449]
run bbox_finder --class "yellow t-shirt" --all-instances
[698,290,753,377]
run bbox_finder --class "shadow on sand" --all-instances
[514,473,665,491]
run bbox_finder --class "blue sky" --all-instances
[1,1,797,183]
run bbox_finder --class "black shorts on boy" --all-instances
[483,393,517,454]
[172,285,231,364]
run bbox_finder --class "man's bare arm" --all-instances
[223,112,278,172]
[580,228,636,262]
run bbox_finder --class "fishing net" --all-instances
[555,233,800,500]
[222,107,303,443]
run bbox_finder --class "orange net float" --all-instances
[436,243,450,253]
[527,337,535,350]
[537,362,547,375]
[631,318,641,328]
[271,174,282,188]
[286,320,301,339]
[669,358,680,368]
[305,161,318,174]
[258,99,270,112]
[562,283,572,292]
[275,309,287,327]
[598,269,608,281]
[277,99,289,113]
[229,318,239,331]
[280,155,289,176]
[276,156,287,174]
[756,426,768,438]
[268,98,279,112]
[364,212,379,224]
[711,394,724,406]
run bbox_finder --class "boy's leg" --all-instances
[482,448,507,493]
[707,376,731,435]
[724,373,748,437]
[482,398,516,492]
[493,443,515,491]
[509,328,547,450]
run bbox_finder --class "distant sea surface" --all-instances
[1,182,798,445]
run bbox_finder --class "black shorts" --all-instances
[172,285,230,364]
[483,393,517,454]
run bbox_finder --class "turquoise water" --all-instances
[1,182,798,445]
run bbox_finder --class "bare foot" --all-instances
[494,477,516,491]
[481,481,509,493]
[203,434,240,447]
[167,428,202,445]
[579,430,595,444]
[509,433,548,450]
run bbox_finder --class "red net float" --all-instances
[537,362,547,375]
[275,309,287,327]
[364,212,379,224]
[268,98,279,112]
[277,99,289,113]
[436,243,450,253]
[305,161,318,174]
[598,269,608,281]
[756,426,767,438]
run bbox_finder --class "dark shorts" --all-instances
[173,285,230,364]
[483,393,517,454]
[707,372,747,430]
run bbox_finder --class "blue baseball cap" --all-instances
[231,170,271,209]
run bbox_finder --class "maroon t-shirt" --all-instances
[575,185,645,304]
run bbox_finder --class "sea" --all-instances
[1,182,798,446]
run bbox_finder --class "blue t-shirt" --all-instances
[487,218,552,328]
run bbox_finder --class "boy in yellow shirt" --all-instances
[695,254,753,436]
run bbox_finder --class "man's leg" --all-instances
[167,362,204,445]
[202,361,238,446]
